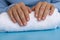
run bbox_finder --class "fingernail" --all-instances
[21,24,23,26]
[42,17,45,20]
[49,13,52,15]
[38,18,41,21]
[36,15,38,17]
[24,23,27,25]
[27,18,30,21]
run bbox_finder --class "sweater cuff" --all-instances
[0,4,15,13]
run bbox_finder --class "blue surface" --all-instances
[0,28,60,40]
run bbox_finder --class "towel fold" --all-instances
[0,8,60,32]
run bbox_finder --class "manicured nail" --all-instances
[38,18,41,21]
[42,17,45,20]
[24,23,27,25]
[21,23,23,26]
[27,18,30,21]
[36,15,38,17]
[49,13,52,15]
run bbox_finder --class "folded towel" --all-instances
[0,8,60,32]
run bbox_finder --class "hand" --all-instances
[8,2,32,26]
[32,2,55,21]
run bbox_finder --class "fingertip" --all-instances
[35,13,38,18]
[35,14,38,17]
[49,11,53,15]
[23,22,27,26]
[42,17,46,20]
[20,23,23,26]
[49,13,52,15]
[38,18,41,21]
[27,18,30,21]
[13,21,16,23]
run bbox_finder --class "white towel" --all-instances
[0,8,60,32]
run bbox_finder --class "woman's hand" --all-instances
[8,2,31,26]
[32,2,55,21]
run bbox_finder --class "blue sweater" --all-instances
[0,0,60,13]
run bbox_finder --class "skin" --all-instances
[8,2,32,26]
[8,2,55,26]
[32,2,55,21]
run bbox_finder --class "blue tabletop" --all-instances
[0,28,60,40]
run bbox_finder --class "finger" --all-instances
[8,8,16,23]
[15,4,27,25]
[26,6,32,13]
[35,2,42,17]
[38,2,47,21]
[12,7,23,26]
[49,5,55,15]
[21,3,30,21]
[42,4,51,20]
[32,6,35,11]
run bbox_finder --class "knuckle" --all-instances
[43,2,47,4]
[20,2,24,4]
[19,2,24,6]
[51,4,55,8]
[15,4,19,7]
[41,6,45,10]
[38,2,42,5]
[15,4,20,9]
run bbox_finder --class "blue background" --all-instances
[0,28,60,40]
